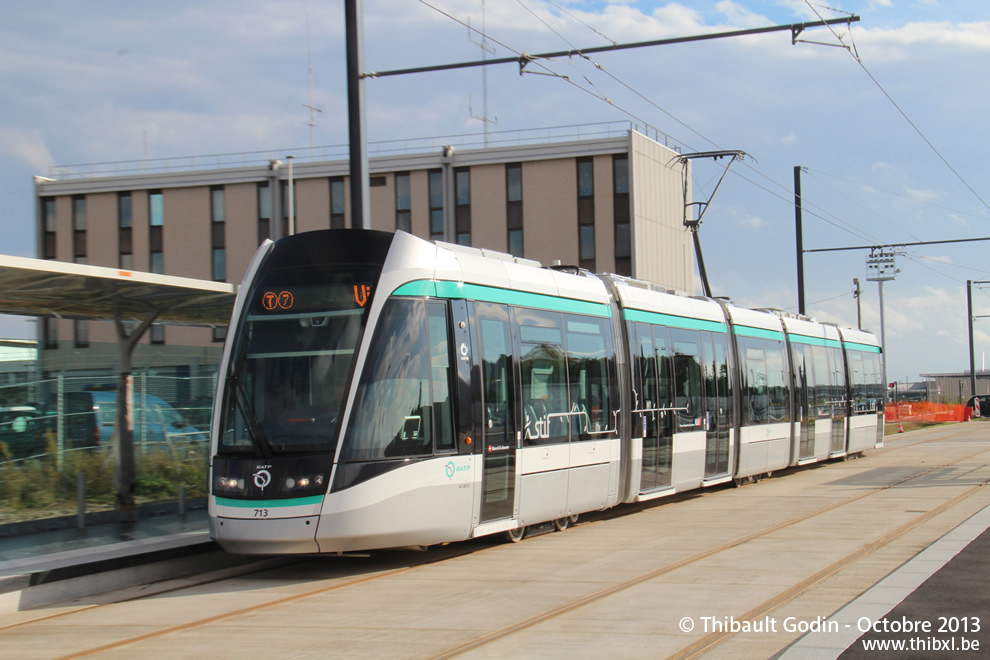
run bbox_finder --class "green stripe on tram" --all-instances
[734,325,786,341]
[844,341,882,353]
[623,308,726,333]
[216,495,324,508]
[393,279,612,317]
[788,334,842,349]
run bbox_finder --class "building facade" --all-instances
[33,124,693,378]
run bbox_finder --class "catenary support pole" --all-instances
[969,280,976,398]
[345,0,370,229]
[795,166,805,315]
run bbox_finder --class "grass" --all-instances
[0,441,208,522]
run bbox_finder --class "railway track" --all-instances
[1,426,986,659]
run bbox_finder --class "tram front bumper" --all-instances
[210,515,320,554]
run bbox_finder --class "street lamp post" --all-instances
[866,248,899,400]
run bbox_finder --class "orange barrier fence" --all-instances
[885,401,969,423]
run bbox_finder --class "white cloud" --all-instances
[0,129,54,171]
[903,187,939,202]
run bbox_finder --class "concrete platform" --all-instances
[0,422,988,659]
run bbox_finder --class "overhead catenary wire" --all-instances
[806,168,990,222]
[546,0,617,47]
[802,169,925,243]
[803,0,990,216]
[504,1,888,250]
[418,1,975,276]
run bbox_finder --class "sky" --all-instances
[1,1,989,385]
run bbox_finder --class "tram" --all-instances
[209,229,884,554]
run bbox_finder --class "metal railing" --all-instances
[46,121,677,180]
[0,374,216,518]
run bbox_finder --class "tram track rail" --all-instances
[430,441,990,659]
[0,430,985,659]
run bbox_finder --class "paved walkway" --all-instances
[0,423,987,659]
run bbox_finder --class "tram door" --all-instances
[702,332,731,478]
[792,344,815,460]
[633,323,673,492]
[476,303,518,523]
[828,346,847,455]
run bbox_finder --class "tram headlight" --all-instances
[282,474,325,493]
[215,476,246,493]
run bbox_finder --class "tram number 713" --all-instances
[254,509,269,518]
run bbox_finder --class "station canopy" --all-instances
[0,255,237,326]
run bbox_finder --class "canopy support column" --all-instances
[113,308,158,523]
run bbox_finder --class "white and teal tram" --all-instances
[209,230,884,554]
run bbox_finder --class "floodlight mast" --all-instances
[866,248,899,401]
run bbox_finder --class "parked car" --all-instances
[0,406,43,459]
[967,394,990,417]
[40,388,206,451]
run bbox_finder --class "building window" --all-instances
[42,318,58,350]
[281,180,296,237]
[149,190,163,274]
[330,178,345,229]
[613,155,631,276]
[428,170,444,241]
[395,172,411,233]
[73,320,89,348]
[211,186,226,281]
[455,167,471,246]
[213,325,228,343]
[257,182,271,244]
[506,163,523,257]
[149,190,164,226]
[118,193,132,269]
[42,197,56,259]
[150,323,165,344]
[577,157,595,271]
[72,195,86,264]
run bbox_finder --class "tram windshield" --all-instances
[218,265,378,455]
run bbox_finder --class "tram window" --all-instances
[565,316,612,438]
[811,345,832,416]
[765,341,788,422]
[848,349,881,414]
[344,298,434,460]
[848,351,865,413]
[653,326,673,424]
[743,344,769,425]
[740,336,789,425]
[517,310,568,445]
[427,302,455,452]
[633,323,658,412]
[828,346,847,412]
[480,317,511,438]
[792,344,810,416]
[713,333,732,419]
[669,329,702,429]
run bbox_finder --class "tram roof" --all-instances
[0,254,237,325]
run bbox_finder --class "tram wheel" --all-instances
[733,477,746,488]
[505,526,526,543]
[568,514,580,525]
[553,517,569,532]
[765,470,773,479]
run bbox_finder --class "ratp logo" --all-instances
[444,461,470,479]
[253,469,272,492]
